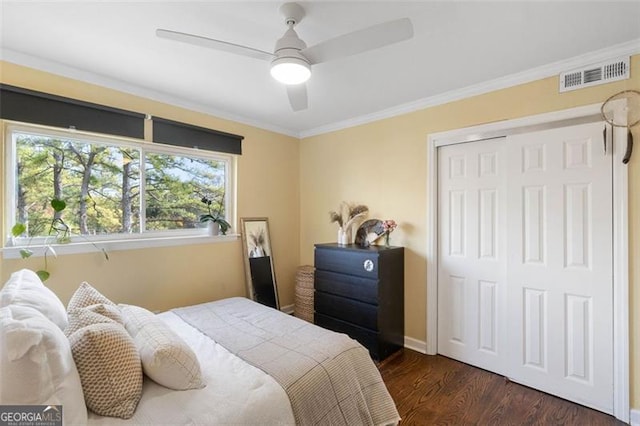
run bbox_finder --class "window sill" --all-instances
[2,233,239,260]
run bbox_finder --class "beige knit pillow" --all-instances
[120,304,204,390]
[65,304,123,337]
[68,282,115,311]
[67,285,142,419]
[68,322,143,419]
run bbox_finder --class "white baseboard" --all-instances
[281,304,294,315]
[404,336,427,354]
[630,408,640,426]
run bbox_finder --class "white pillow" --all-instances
[0,304,88,425]
[120,304,205,390]
[0,269,68,330]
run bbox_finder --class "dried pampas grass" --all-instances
[329,211,343,226]
[329,202,369,234]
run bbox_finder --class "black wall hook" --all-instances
[622,128,633,164]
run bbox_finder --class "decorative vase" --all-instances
[338,227,352,245]
[208,221,220,236]
[338,228,345,245]
[384,232,390,247]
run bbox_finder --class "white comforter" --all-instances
[87,311,295,425]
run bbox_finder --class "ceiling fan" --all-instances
[156,2,413,112]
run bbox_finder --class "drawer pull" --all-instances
[363,259,374,272]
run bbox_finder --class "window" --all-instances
[144,151,227,231]
[5,124,235,251]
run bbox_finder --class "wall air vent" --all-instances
[559,56,629,92]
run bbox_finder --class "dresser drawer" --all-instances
[315,270,379,305]
[315,313,379,359]
[315,248,379,278]
[315,292,378,330]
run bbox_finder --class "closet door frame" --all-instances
[426,103,629,422]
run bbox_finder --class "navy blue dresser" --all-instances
[314,243,404,361]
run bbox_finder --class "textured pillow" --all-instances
[67,282,115,311]
[0,305,88,425]
[0,269,68,330]
[65,303,123,337]
[120,304,205,390]
[68,322,143,419]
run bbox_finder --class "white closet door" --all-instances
[506,121,613,413]
[437,138,508,374]
[437,121,614,414]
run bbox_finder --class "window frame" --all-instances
[3,121,238,258]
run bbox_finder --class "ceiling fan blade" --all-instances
[287,84,308,111]
[156,29,274,62]
[302,18,413,65]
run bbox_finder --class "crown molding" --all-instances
[2,38,639,140]
[299,38,640,138]
[0,48,300,138]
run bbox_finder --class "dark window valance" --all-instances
[0,84,145,139]
[0,84,243,155]
[152,117,243,155]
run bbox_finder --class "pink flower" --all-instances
[382,219,397,233]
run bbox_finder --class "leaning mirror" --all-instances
[240,217,279,309]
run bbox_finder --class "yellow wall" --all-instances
[0,61,300,312]
[299,55,640,408]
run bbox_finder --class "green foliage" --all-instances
[15,136,142,236]
[36,270,50,282]
[11,223,26,237]
[51,198,66,212]
[15,133,226,236]
[146,153,225,231]
[199,193,230,235]
[13,196,105,281]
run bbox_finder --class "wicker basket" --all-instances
[294,265,315,323]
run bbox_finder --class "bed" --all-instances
[0,270,400,426]
[87,307,295,425]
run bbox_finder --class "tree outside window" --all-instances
[11,129,231,240]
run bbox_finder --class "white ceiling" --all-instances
[1,1,640,137]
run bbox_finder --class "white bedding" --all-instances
[87,311,295,425]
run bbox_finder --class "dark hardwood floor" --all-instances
[378,349,623,425]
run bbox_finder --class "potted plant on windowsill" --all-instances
[199,194,231,236]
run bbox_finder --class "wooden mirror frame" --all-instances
[240,217,279,309]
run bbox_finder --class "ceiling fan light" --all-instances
[270,57,311,85]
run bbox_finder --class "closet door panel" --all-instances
[437,138,508,374]
[506,121,613,414]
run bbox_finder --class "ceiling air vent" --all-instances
[559,56,629,92]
